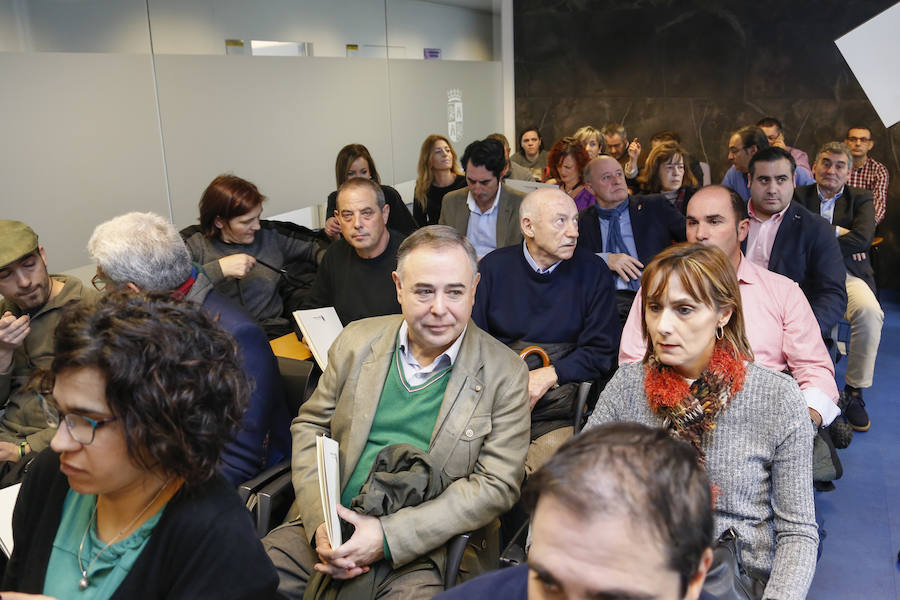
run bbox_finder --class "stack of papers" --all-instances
[316,435,342,548]
[0,483,21,556]
[293,308,343,371]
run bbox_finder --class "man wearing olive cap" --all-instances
[0,220,96,476]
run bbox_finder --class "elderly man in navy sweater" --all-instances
[473,187,619,473]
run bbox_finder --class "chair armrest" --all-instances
[572,381,593,434]
[444,532,472,589]
[238,460,291,504]
[276,356,317,417]
[255,470,295,537]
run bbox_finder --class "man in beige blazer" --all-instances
[264,226,530,599]
[439,138,525,259]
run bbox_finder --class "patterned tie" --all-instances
[596,202,639,291]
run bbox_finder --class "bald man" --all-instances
[578,156,686,325]
[473,188,619,473]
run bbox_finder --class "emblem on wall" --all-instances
[447,89,463,143]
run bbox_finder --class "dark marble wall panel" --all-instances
[515,0,900,290]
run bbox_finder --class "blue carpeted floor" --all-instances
[808,292,900,599]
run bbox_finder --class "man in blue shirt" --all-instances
[439,138,524,258]
[436,423,718,600]
[723,125,814,200]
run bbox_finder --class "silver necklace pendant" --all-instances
[79,574,90,590]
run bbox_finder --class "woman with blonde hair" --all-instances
[636,141,699,214]
[323,144,417,239]
[573,125,606,160]
[413,134,466,226]
[586,243,817,600]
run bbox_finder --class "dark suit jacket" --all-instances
[577,194,686,264]
[744,201,847,337]
[439,184,525,250]
[793,184,876,290]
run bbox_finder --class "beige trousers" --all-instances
[844,274,883,389]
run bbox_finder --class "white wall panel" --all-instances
[153,54,394,228]
[0,52,169,271]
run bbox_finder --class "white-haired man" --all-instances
[88,211,291,484]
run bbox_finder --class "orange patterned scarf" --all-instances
[644,341,748,465]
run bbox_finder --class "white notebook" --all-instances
[316,435,342,548]
[292,307,343,371]
[0,482,21,556]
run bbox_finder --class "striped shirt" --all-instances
[847,156,889,224]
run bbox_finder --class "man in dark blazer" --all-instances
[745,146,847,339]
[439,138,524,258]
[579,155,685,324]
[794,142,883,432]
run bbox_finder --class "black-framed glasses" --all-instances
[91,273,114,292]
[60,412,117,445]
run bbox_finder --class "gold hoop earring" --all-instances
[716,326,724,340]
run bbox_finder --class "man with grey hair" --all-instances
[473,188,618,473]
[88,211,291,484]
[579,156,686,325]
[300,177,403,325]
[0,220,95,479]
[794,143,883,432]
[263,225,530,599]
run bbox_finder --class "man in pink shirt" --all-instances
[619,185,840,429]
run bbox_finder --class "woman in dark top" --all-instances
[510,126,549,181]
[2,291,277,599]
[636,141,699,214]
[184,174,323,338]
[413,134,466,226]
[324,144,416,239]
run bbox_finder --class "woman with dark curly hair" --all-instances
[546,137,596,211]
[1,291,278,599]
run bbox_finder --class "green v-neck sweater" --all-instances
[341,345,452,508]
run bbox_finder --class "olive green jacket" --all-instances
[0,275,97,451]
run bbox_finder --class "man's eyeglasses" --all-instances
[91,273,114,292]
[845,136,871,144]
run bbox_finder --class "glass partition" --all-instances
[0,0,505,271]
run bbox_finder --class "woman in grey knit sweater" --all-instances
[185,174,323,338]
[586,243,817,600]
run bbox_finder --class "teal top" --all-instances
[44,489,166,599]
